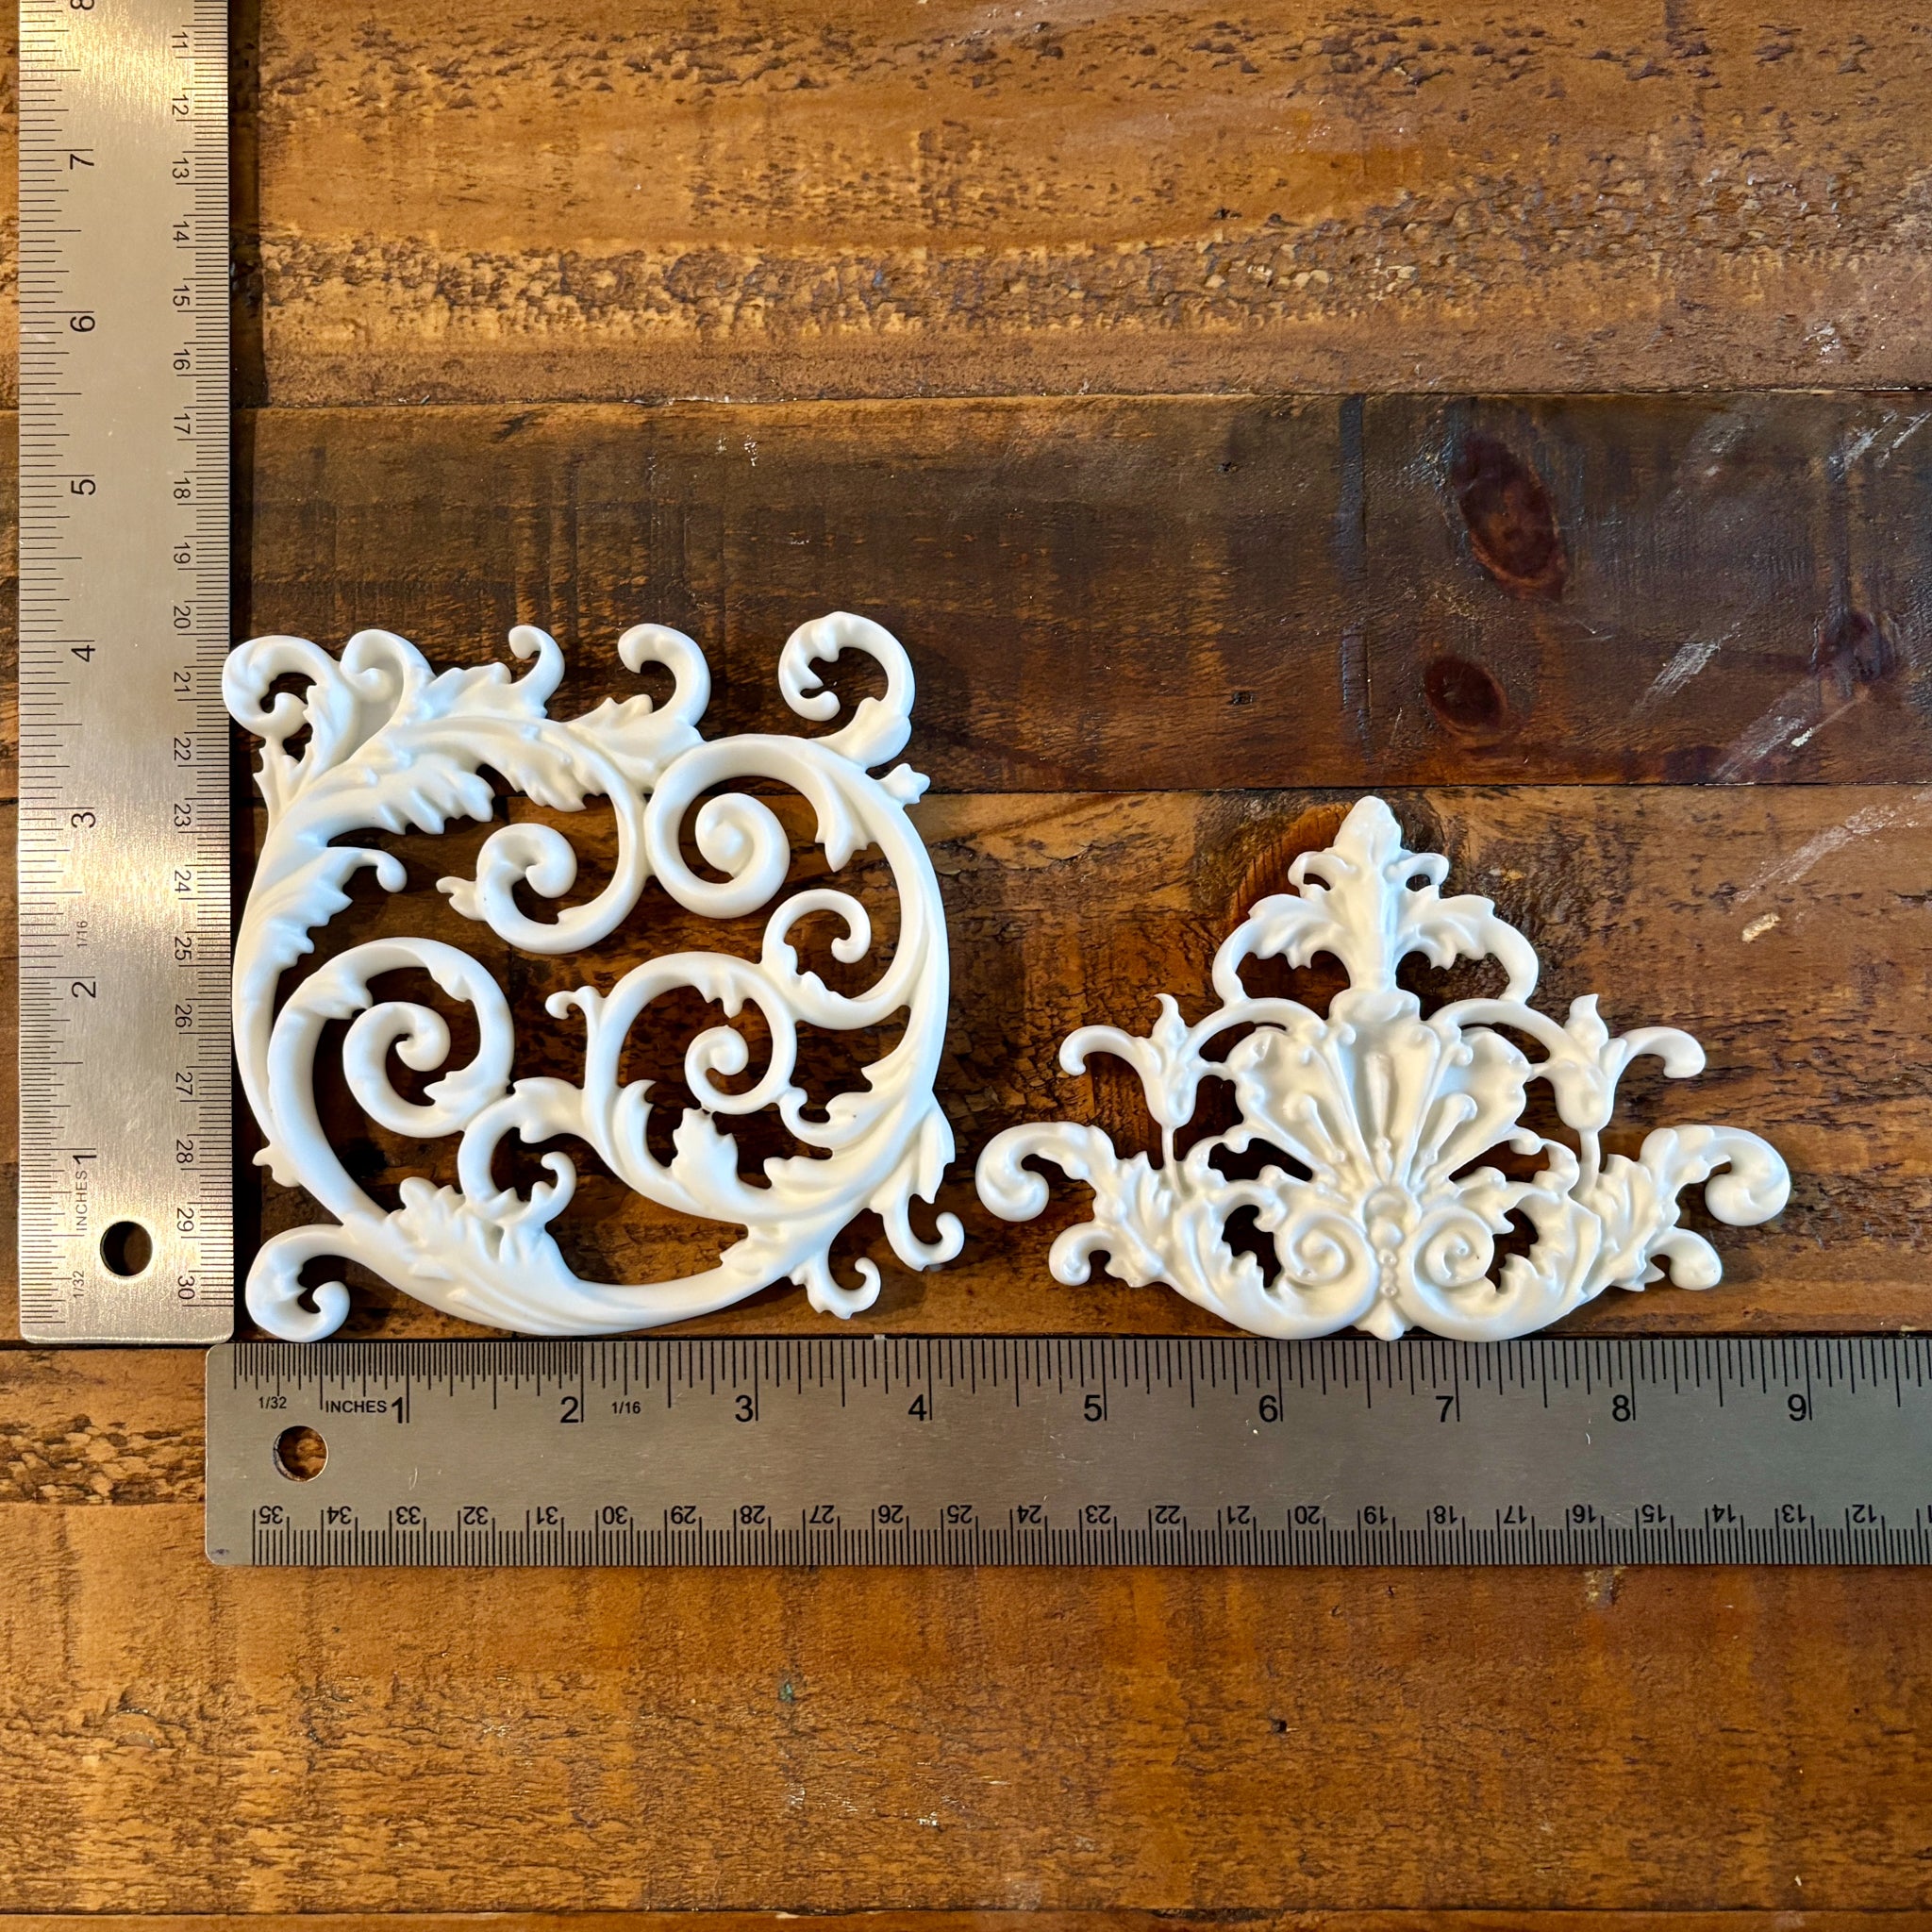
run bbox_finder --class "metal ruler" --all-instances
[208,1334,1932,1566]
[18,0,233,1341]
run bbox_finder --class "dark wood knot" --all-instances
[1450,432,1567,600]
[1424,655,1510,740]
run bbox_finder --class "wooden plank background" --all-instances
[7,0,1932,1919]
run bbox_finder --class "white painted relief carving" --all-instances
[228,612,960,1339]
[975,797,1790,1341]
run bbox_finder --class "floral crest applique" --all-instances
[975,797,1790,1341]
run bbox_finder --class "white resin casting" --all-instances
[975,797,1790,1341]
[228,612,961,1339]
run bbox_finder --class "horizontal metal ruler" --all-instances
[208,1334,1932,1566]
[17,0,234,1341]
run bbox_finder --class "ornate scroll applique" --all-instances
[228,612,960,1339]
[974,797,1790,1341]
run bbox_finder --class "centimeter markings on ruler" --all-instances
[18,0,233,1340]
[207,1334,1932,1567]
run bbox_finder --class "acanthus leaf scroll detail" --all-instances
[228,611,961,1339]
[974,797,1790,1342]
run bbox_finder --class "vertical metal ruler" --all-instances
[17,0,232,1340]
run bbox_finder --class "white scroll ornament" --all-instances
[228,612,961,1339]
[975,797,1790,1341]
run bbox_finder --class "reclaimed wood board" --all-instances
[1,1342,1931,1913]
[239,0,1932,404]
[7,1922,1932,1932]
[207,784,1924,1340]
[9,0,1932,1918]
[1,1923,1927,1932]
[234,394,1932,791]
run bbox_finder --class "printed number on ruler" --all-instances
[17,0,233,1341]
[205,1338,1932,1567]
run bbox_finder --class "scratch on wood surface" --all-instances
[1639,633,1730,710]
[1714,688,1860,781]
[1874,409,1932,465]
[1738,791,1932,903]
[1834,408,1932,475]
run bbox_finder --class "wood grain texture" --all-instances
[8,1922,1927,1932]
[0,1348,200,1504]
[175,786,1929,1342]
[3,1467,1932,1910]
[248,0,1932,405]
[8,0,1931,1912]
[237,393,1932,795]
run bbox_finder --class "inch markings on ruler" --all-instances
[207,1335,1932,1566]
[18,0,233,1341]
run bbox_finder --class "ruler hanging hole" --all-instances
[98,1220,153,1278]
[273,1425,328,1484]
